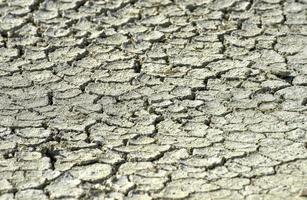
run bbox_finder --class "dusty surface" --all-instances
[0,0,307,199]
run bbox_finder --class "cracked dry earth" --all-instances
[1,0,307,200]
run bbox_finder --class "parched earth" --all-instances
[0,0,307,199]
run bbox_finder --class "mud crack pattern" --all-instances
[0,0,307,199]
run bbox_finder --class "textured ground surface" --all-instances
[0,0,307,199]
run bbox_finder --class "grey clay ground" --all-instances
[0,0,307,199]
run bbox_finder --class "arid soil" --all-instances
[0,0,307,199]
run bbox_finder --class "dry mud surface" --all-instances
[0,0,307,199]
